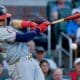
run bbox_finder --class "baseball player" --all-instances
[0,5,50,80]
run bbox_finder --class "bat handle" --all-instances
[51,19,64,24]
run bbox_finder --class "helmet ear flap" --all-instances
[7,17,11,25]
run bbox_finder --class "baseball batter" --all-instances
[0,5,50,80]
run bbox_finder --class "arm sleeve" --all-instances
[15,29,40,42]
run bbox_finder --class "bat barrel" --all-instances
[65,13,80,21]
[51,13,80,25]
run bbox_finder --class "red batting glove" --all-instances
[21,21,38,30]
[29,22,38,30]
[38,22,50,32]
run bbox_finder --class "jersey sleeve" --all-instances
[0,26,16,42]
[0,26,40,43]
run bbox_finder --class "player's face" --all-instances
[0,19,6,26]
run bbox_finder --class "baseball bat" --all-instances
[51,13,80,24]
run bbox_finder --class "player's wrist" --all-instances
[12,20,22,29]
[21,21,31,28]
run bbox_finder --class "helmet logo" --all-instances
[2,7,7,14]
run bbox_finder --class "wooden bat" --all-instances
[51,13,80,24]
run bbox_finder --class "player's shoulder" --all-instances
[6,26,15,33]
[0,26,15,36]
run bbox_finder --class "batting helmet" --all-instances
[0,5,11,20]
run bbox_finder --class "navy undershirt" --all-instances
[15,28,40,42]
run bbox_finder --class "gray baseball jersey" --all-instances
[0,26,30,64]
[0,26,45,80]
[9,58,45,80]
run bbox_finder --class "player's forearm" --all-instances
[12,20,31,29]
[12,20,38,29]
[5,21,49,43]
[15,28,40,42]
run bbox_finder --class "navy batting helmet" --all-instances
[0,5,11,20]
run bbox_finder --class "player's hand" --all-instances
[38,21,50,32]
[29,21,38,30]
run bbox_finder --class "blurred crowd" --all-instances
[1,40,80,80]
